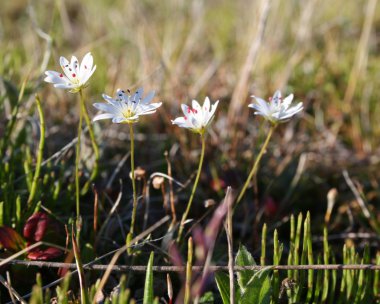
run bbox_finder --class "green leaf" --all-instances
[240,268,272,304]
[143,251,154,304]
[215,272,231,304]
[235,244,256,291]
[199,291,215,303]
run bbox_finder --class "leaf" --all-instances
[235,244,256,291]
[143,251,154,304]
[27,247,63,260]
[199,291,215,303]
[23,212,62,243]
[215,272,231,304]
[239,268,272,304]
[0,226,25,251]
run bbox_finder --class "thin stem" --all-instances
[177,133,206,243]
[75,90,84,240]
[235,124,276,206]
[129,123,137,236]
[184,237,193,304]
[80,91,99,193]
[27,95,45,206]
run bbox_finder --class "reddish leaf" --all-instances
[23,212,49,242]
[264,196,278,217]
[23,212,62,243]
[0,226,26,251]
[27,247,63,261]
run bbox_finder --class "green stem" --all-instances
[184,237,193,304]
[129,123,137,236]
[75,90,84,240]
[80,90,99,193]
[27,95,45,206]
[235,124,276,205]
[177,133,206,243]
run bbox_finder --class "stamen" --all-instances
[72,73,76,77]
[84,65,87,69]
[184,116,187,120]
[59,74,63,78]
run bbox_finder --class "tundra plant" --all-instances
[172,97,219,242]
[44,52,98,238]
[236,90,303,204]
[93,88,162,239]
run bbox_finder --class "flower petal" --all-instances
[93,103,119,114]
[141,90,155,105]
[93,113,115,121]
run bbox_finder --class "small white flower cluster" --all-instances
[249,90,303,124]
[93,88,162,124]
[171,97,219,135]
[44,53,96,93]
[44,52,303,128]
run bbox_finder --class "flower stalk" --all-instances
[80,94,99,194]
[177,133,206,243]
[129,123,137,236]
[236,124,276,205]
[75,90,84,240]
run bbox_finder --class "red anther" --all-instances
[187,108,191,113]
[59,74,63,77]
[72,73,76,77]
[84,65,87,69]
[184,116,188,120]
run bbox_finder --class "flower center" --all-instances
[122,108,135,119]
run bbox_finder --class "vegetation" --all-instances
[1,0,380,303]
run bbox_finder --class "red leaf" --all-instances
[27,247,63,261]
[0,226,26,251]
[264,196,278,217]
[23,212,49,242]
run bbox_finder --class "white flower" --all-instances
[93,88,162,124]
[249,90,303,124]
[44,52,96,93]
[171,97,219,134]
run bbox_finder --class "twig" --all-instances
[343,170,370,218]
[0,274,27,304]
[105,152,130,190]
[225,187,235,304]
[93,215,171,302]
[1,260,379,272]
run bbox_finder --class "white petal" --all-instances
[208,100,219,117]
[93,103,120,114]
[132,88,144,103]
[141,90,155,104]
[102,93,118,105]
[192,99,202,112]
[54,83,73,89]
[59,56,75,82]
[44,71,69,84]
[250,97,270,115]
[181,104,190,116]
[203,97,210,111]
[112,116,127,123]
[79,52,93,79]
[281,94,294,109]
[93,113,115,121]
[81,65,96,85]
